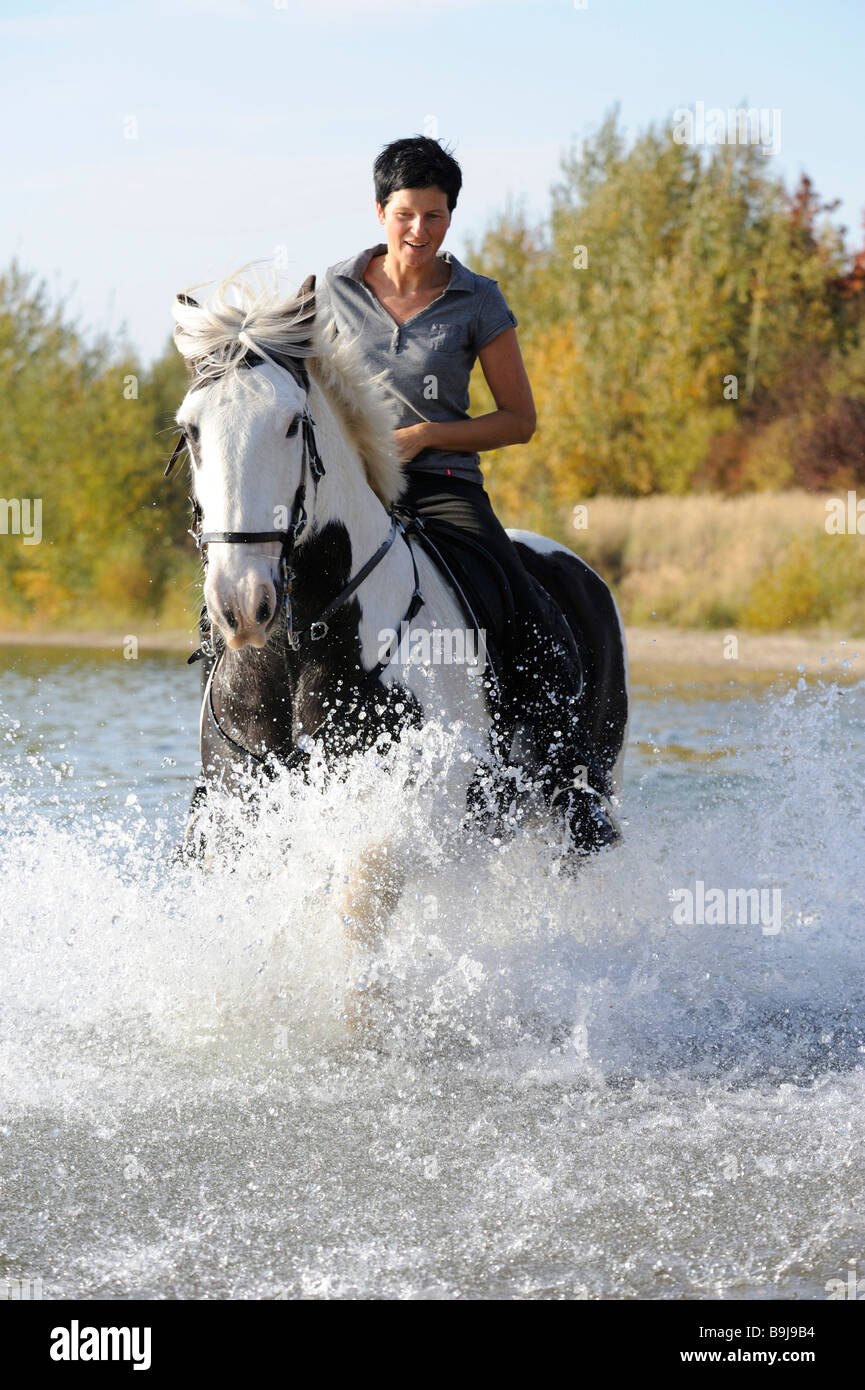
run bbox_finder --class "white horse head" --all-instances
[172,271,403,649]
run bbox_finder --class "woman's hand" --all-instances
[394,423,433,464]
[393,330,536,464]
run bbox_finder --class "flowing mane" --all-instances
[172,268,404,508]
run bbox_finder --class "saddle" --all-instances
[397,510,584,700]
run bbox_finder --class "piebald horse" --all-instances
[167,273,629,999]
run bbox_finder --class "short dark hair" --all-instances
[373,136,462,213]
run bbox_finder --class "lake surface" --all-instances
[1,643,863,1300]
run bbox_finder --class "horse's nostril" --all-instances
[256,594,272,625]
[222,605,238,631]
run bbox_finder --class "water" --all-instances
[1,643,863,1300]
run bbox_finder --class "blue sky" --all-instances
[2,0,863,363]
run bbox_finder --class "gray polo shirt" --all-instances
[316,243,518,484]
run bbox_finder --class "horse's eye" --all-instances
[186,423,200,443]
[286,415,300,438]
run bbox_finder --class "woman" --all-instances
[316,136,617,853]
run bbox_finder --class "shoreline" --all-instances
[624,627,862,680]
[1,625,861,680]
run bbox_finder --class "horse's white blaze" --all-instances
[177,363,308,645]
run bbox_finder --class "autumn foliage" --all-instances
[2,106,864,629]
[467,109,865,523]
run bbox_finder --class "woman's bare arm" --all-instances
[394,327,536,463]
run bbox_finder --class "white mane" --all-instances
[172,268,404,508]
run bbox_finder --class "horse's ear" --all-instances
[289,276,317,354]
[293,275,316,320]
[164,430,187,478]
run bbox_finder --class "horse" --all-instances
[166,271,629,973]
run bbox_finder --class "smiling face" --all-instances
[376,185,451,269]
[176,361,309,650]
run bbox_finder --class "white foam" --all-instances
[1,672,863,1298]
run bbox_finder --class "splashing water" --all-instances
[1,648,863,1300]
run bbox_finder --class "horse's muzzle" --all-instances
[204,569,278,651]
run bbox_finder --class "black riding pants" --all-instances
[395,471,598,793]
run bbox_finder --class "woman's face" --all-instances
[377,185,451,267]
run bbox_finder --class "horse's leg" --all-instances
[339,840,404,1035]
[171,779,210,864]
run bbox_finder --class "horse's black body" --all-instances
[171,289,628,858]
[185,512,628,857]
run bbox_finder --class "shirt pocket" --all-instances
[427,321,467,354]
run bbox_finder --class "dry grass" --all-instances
[528,490,865,631]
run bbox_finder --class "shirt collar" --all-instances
[337,243,473,293]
